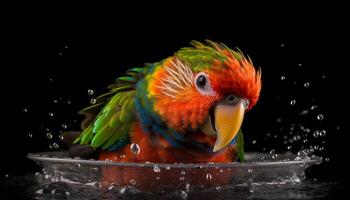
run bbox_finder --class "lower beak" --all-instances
[200,100,245,152]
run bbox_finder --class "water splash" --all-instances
[290,100,296,105]
[153,165,161,173]
[130,143,141,155]
[317,114,324,120]
[46,133,53,139]
[87,89,94,95]
[90,98,97,104]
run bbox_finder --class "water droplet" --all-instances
[23,108,28,112]
[304,82,310,87]
[325,157,330,162]
[51,176,59,182]
[153,165,161,173]
[287,146,292,150]
[46,133,53,139]
[179,176,185,181]
[319,147,324,151]
[272,154,278,159]
[206,173,212,180]
[314,145,319,150]
[293,136,299,141]
[61,124,68,129]
[48,112,54,117]
[28,133,33,138]
[58,52,63,56]
[317,114,324,120]
[320,130,326,137]
[290,100,296,105]
[53,99,58,103]
[67,101,71,104]
[181,171,186,175]
[130,143,140,154]
[108,184,115,191]
[129,179,136,185]
[52,143,59,149]
[176,190,188,199]
[299,110,309,115]
[269,149,275,154]
[322,75,326,79]
[281,76,286,80]
[88,89,94,95]
[5,174,9,178]
[311,105,317,110]
[313,130,320,138]
[252,140,257,144]
[185,183,191,191]
[303,139,308,143]
[298,63,303,66]
[248,169,253,173]
[281,43,285,47]
[90,98,97,104]
[59,135,64,140]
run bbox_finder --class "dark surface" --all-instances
[1,3,349,199]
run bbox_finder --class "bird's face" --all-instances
[148,42,261,152]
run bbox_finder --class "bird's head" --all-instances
[147,40,261,152]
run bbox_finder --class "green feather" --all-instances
[236,129,245,162]
[117,76,136,82]
[91,123,115,147]
[127,67,144,73]
[101,125,129,149]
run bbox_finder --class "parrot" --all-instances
[63,40,262,166]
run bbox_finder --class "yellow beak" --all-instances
[212,101,245,152]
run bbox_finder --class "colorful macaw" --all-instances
[65,40,261,165]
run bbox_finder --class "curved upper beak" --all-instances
[200,99,246,152]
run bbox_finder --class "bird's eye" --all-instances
[196,75,207,89]
[194,72,215,96]
[243,99,249,109]
[226,94,240,105]
[225,95,249,109]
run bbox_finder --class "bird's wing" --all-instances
[73,67,146,150]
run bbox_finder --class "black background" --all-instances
[1,2,349,196]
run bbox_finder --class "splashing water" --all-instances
[90,98,97,104]
[87,89,94,95]
[130,143,141,155]
[22,151,323,199]
[46,133,53,139]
